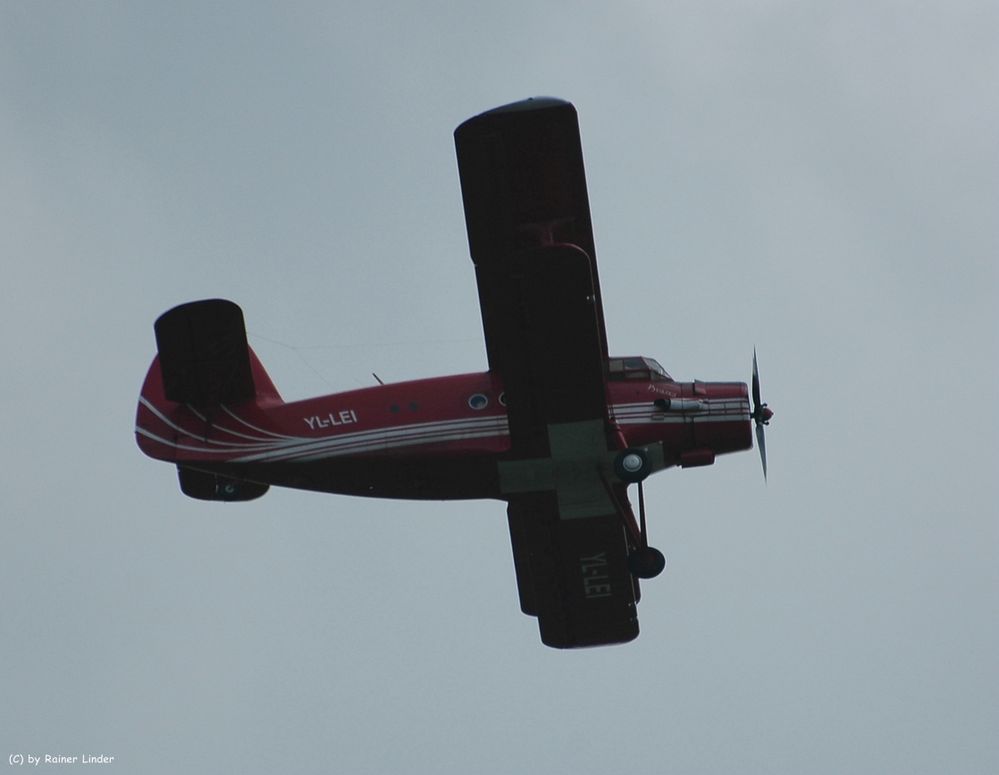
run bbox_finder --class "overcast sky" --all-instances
[2,3,996,773]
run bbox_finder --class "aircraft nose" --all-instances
[762,406,774,424]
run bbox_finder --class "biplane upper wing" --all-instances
[455,98,639,647]
[454,97,611,456]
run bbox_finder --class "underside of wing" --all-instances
[454,97,600,271]
[455,98,612,457]
[456,99,642,648]
[507,492,639,648]
[476,243,609,456]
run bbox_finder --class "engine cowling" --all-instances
[680,449,716,468]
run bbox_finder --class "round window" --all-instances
[467,393,488,410]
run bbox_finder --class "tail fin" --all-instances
[155,299,257,406]
[148,298,281,406]
[136,299,281,501]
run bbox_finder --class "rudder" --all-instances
[135,299,282,502]
[154,299,256,407]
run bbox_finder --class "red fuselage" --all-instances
[136,353,752,501]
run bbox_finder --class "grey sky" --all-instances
[2,3,996,773]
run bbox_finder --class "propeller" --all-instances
[751,349,774,480]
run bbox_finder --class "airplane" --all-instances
[135,97,773,649]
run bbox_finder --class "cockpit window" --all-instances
[608,357,673,382]
[645,358,672,381]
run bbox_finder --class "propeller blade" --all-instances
[756,421,768,481]
[751,348,770,481]
[752,348,762,413]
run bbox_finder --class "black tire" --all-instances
[628,547,666,579]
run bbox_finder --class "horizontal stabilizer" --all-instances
[154,299,255,406]
[177,466,269,501]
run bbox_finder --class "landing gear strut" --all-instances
[615,448,666,579]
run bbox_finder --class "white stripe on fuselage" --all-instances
[136,398,748,462]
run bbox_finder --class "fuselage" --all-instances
[136,355,752,501]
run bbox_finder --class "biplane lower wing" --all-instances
[508,493,638,648]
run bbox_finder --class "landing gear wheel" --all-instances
[614,448,651,483]
[629,546,666,579]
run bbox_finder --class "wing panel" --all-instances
[455,98,597,265]
[478,244,609,456]
[507,493,639,649]
[455,98,609,373]
[459,101,639,647]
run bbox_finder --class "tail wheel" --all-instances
[614,448,650,483]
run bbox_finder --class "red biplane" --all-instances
[135,98,773,648]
